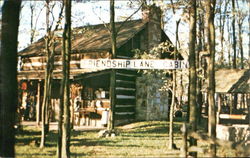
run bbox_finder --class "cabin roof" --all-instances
[18,20,148,57]
[215,69,250,93]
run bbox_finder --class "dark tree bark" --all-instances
[188,0,197,157]
[40,0,53,148]
[206,0,217,156]
[232,0,237,68]
[107,0,117,132]
[0,0,21,157]
[231,0,238,111]
[58,0,71,157]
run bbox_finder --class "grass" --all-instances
[15,121,244,157]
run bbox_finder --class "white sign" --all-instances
[80,59,188,70]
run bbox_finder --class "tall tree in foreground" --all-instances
[0,0,21,157]
[58,0,71,157]
[206,0,216,156]
[40,1,64,148]
[40,0,53,148]
[188,0,197,157]
[107,0,117,132]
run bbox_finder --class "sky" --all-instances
[18,1,142,50]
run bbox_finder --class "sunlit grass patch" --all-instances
[15,120,241,157]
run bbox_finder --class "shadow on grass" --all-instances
[125,124,182,135]
[16,121,184,157]
[16,128,58,147]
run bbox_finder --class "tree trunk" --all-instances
[36,81,41,126]
[227,16,231,67]
[232,0,238,110]
[40,0,53,148]
[168,73,175,150]
[58,0,71,157]
[219,1,228,65]
[168,19,180,150]
[188,0,197,157]
[197,1,205,125]
[108,0,117,132]
[249,1,250,69]
[0,0,21,157]
[30,2,35,44]
[206,0,217,156]
[232,0,237,68]
[236,1,245,69]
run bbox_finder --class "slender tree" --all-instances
[0,0,21,157]
[40,0,53,148]
[40,1,64,148]
[188,0,197,157]
[249,0,250,69]
[232,0,237,68]
[30,2,35,44]
[206,0,216,156]
[218,0,229,65]
[168,0,179,149]
[58,0,71,157]
[107,0,117,132]
[236,0,246,69]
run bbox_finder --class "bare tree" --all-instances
[40,0,64,148]
[188,0,197,157]
[29,2,44,44]
[236,0,246,69]
[167,0,180,150]
[58,0,71,157]
[0,0,21,157]
[232,0,237,68]
[218,0,229,65]
[206,0,217,156]
[107,0,117,132]
[40,0,53,148]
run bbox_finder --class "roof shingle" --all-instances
[19,20,147,57]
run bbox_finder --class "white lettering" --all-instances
[80,59,188,70]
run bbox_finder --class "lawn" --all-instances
[15,121,240,157]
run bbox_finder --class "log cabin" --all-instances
[17,5,182,127]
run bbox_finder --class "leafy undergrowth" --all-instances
[15,121,241,157]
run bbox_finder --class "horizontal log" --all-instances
[115,106,135,112]
[116,87,136,91]
[116,82,135,88]
[116,95,135,99]
[116,74,136,82]
[116,104,134,108]
[116,89,136,96]
[116,98,135,105]
[114,113,135,120]
[116,69,138,75]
